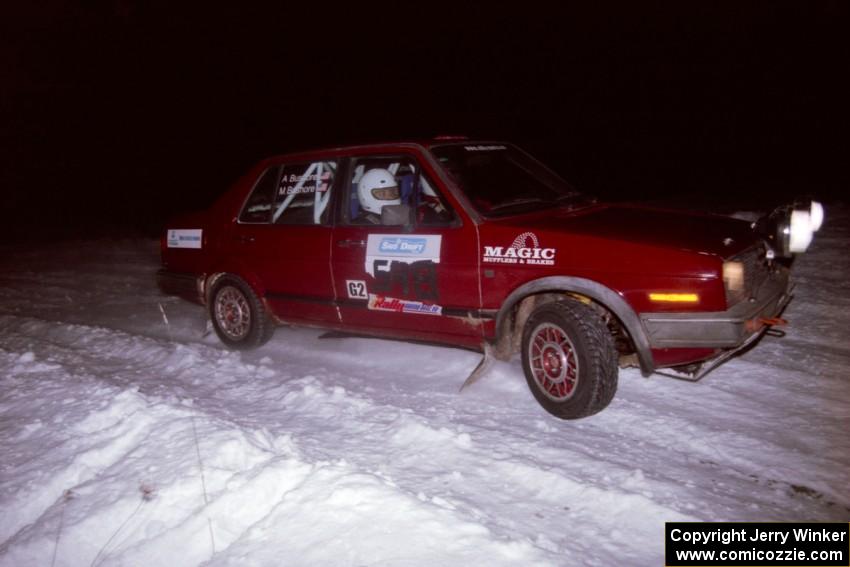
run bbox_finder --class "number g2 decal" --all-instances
[345,280,368,300]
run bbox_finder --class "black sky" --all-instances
[2,2,847,240]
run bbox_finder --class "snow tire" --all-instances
[521,298,618,419]
[209,275,275,350]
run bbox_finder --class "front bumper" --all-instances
[640,268,791,349]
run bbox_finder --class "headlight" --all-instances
[723,261,744,292]
[723,260,746,306]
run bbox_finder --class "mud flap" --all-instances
[202,318,213,339]
[459,343,496,392]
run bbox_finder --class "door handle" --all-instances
[337,239,366,248]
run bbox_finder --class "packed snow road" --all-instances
[1,207,848,566]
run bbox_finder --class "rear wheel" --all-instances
[521,298,618,419]
[209,275,275,349]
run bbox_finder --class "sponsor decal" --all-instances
[345,280,368,300]
[378,237,427,254]
[365,234,441,276]
[483,232,556,265]
[367,294,442,316]
[167,229,203,249]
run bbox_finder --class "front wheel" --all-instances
[521,298,618,419]
[209,275,275,349]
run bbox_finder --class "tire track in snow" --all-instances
[0,314,682,564]
[0,317,558,565]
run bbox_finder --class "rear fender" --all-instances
[204,263,266,305]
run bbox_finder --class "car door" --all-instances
[223,158,339,324]
[331,153,483,345]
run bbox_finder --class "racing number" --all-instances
[346,280,368,299]
[372,260,438,301]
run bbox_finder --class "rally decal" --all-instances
[483,232,556,265]
[167,229,203,249]
[365,234,441,276]
[367,294,442,316]
[345,280,368,300]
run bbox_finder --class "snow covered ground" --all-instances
[1,205,848,566]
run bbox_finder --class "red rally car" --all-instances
[158,139,824,419]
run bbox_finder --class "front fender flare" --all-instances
[495,276,654,376]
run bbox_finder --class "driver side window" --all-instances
[344,156,455,227]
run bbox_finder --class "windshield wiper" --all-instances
[554,192,584,202]
[489,197,547,211]
[553,193,595,208]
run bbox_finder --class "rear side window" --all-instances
[239,167,278,223]
[239,160,337,225]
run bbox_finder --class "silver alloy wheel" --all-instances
[527,322,580,402]
[214,285,251,341]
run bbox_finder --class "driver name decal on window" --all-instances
[279,171,331,196]
[483,232,556,265]
[365,234,441,276]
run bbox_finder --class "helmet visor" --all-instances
[371,186,399,201]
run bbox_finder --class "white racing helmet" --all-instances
[358,168,400,215]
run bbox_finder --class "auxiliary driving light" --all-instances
[759,199,826,257]
[788,200,825,253]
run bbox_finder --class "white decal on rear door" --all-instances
[167,229,203,249]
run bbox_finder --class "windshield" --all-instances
[430,143,587,217]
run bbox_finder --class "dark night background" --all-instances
[2,2,847,241]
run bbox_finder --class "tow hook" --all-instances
[745,317,788,333]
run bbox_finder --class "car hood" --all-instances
[499,203,758,258]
